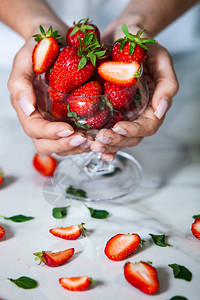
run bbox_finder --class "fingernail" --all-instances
[57,128,74,137]
[80,139,93,149]
[18,94,35,116]
[154,97,168,119]
[69,135,86,146]
[92,146,105,153]
[112,126,128,135]
[96,136,112,144]
[103,155,114,162]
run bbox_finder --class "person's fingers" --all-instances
[147,45,179,119]
[101,153,116,162]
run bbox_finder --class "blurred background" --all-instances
[0,0,199,72]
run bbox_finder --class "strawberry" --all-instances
[52,101,69,119]
[32,25,62,74]
[191,218,200,240]
[98,61,141,87]
[49,32,106,100]
[66,17,100,47]
[33,248,74,267]
[49,222,87,240]
[67,81,102,118]
[104,233,140,261]
[0,225,5,240]
[76,106,110,130]
[112,24,157,64]
[105,111,123,128]
[103,81,137,110]
[33,153,57,177]
[0,172,4,185]
[59,276,93,291]
[124,261,159,295]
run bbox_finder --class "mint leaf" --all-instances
[0,214,34,222]
[8,276,38,289]
[66,185,87,198]
[169,297,188,300]
[149,233,171,247]
[52,207,69,219]
[168,264,192,281]
[193,214,200,219]
[86,206,109,219]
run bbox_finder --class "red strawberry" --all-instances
[112,24,157,64]
[191,218,200,240]
[124,261,159,295]
[52,101,69,118]
[59,276,93,291]
[103,81,137,110]
[33,248,74,267]
[49,222,87,240]
[0,225,5,240]
[105,111,123,128]
[98,61,141,87]
[49,33,105,100]
[76,106,110,130]
[0,172,4,185]
[66,17,100,47]
[33,153,57,177]
[32,26,62,74]
[67,81,102,118]
[104,233,140,261]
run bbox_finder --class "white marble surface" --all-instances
[0,51,200,300]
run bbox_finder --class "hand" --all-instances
[90,26,179,161]
[7,26,93,156]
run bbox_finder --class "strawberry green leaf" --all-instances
[39,25,45,35]
[121,24,130,37]
[129,42,136,55]
[193,214,200,219]
[120,39,127,52]
[70,27,81,36]
[66,185,87,198]
[149,233,171,247]
[78,56,87,70]
[86,206,109,219]
[168,297,188,300]
[52,207,69,219]
[0,214,34,222]
[8,276,38,289]
[168,264,192,281]
[84,32,94,46]
[87,53,96,66]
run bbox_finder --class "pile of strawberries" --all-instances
[32,18,157,130]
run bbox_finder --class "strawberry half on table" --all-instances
[66,17,100,47]
[59,276,93,291]
[0,225,5,240]
[112,24,157,64]
[49,222,87,240]
[33,153,57,177]
[191,217,200,240]
[33,248,74,267]
[32,25,62,74]
[124,261,159,295]
[104,233,141,261]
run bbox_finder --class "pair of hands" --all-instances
[8,23,179,161]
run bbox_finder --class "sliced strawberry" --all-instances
[0,225,5,240]
[52,101,69,118]
[191,218,200,240]
[104,233,140,261]
[33,153,57,177]
[33,248,74,267]
[49,222,87,240]
[124,261,159,295]
[98,61,141,87]
[32,26,62,74]
[67,81,102,118]
[59,276,92,291]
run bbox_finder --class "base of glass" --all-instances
[53,151,143,202]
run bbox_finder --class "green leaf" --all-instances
[66,185,87,198]
[168,296,188,300]
[168,264,192,281]
[52,207,69,219]
[193,214,200,219]
[129,42,136,55]
[39,25,45,35]
[70,27,80,36]
[87,53,96,66]
[121,24,130,37]
[0,214,34,222]
[8,276,38,289]
[86,206,109,219]
[149,233,171,247]
[78,56,87,70]
[120,39,127,52]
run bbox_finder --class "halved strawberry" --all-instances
[98,61,141,87]
[33,153,57,177]
[0,225,5,240]
[0,172,4,185]
[52,101,69,118]
[104,233,140,261]
[33,248,74,267]
[49,222,87,240]
[59,276,93,291]
[124,261,159,295]
[32,26,62,74]
[191,218,200,240]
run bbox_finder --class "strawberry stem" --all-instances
[79,222,87,237]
